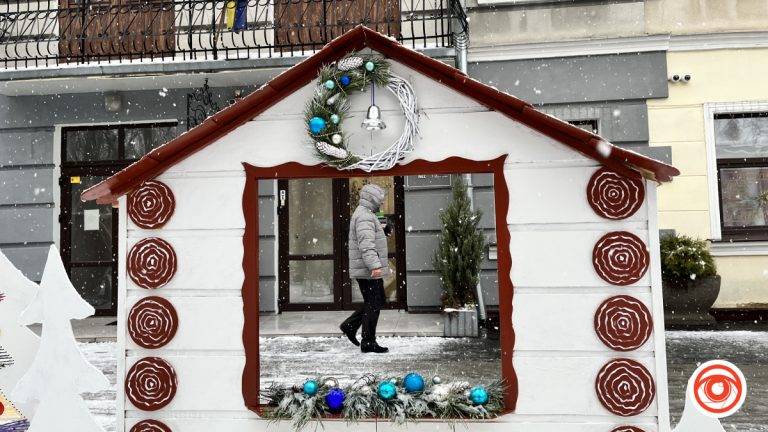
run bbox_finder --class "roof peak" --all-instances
[82,26,678,204]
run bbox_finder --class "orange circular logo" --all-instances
[689,360,746,418]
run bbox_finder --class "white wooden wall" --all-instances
[118,57,670,432]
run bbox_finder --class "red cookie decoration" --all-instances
[610,427,645,432]
[128,238,177,289]
[128,297,179,349]
[594,295,652,351]
[592,231,649,286]
[126,357,178,411]
[596,358,655,417]
[131,419,172,432]
[587,168,645,220]
[128,181,175,229]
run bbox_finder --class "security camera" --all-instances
[682,74,692,82]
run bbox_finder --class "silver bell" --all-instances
[361,104,386,131]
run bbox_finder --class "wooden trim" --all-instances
[82,26,678,205]
[242,156,517,414]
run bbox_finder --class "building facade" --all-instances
[465,0,768,311]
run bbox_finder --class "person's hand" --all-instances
[371,268,383,278]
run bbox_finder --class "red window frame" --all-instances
[240,156,517,414]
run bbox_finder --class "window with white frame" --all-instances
[713,112,768,241]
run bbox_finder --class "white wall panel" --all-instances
[506,165,648,225]
[125,418,657,432]
[510,229,651,288]
[123,354,657,416]
[126,235,244,291]
[127,176,246,231]
[514,291,654,352]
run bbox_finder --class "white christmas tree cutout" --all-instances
[0,249,40,423]
[12,246,109,432]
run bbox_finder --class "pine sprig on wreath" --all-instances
[305,54,392,169]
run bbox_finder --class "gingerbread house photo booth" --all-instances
[82,26,680,432]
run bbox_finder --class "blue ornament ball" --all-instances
[468,386,489,406]
[339,75,351,86]
[309,116,327,134]
[330,114,340,124]
[365,61,375,72]
[377,381,397,400]
[303,379,319,396]
[324,80,336,90]
[403,373,425,393]
[325,387,346,411]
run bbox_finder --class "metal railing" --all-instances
[0,0,465,69]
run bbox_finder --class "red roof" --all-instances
[82,26,679,204]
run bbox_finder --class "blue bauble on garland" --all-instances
[365,61,375,72]
[303,379,319,396]
[325,387,346,411]
[339,75,351,86]
[378,381,397,400]
[468,386,489,406]
[403,373,425,393]
[324,80,336,90]
[309,116,327,134]
[330,114,340,124]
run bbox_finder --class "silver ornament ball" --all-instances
[432,376,442,384]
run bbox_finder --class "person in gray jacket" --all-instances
[340,183,390,353]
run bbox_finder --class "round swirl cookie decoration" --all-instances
[593,231,650,286]
[128,296,179,349]
[131,420,172,432]
[594,295,652,351]
[587,168,645,220]
[610,427,645,432]
[128,238,177,289]
[126,357,178,411]
[689,360,746,418]
[128,180,176,229]
[596,358,655,417]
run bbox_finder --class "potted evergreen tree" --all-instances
[660,234,721,327]
[433,176,486,337]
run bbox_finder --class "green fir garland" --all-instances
[305,55,392,169]
[262,374,505,431]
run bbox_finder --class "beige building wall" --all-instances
[649,48,768,308]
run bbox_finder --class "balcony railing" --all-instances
[0,0,466,70]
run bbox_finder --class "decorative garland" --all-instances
[263,374,504,431]
[304,54,420,172]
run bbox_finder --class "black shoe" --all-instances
[361,342,389,354]
[340,324,360,346]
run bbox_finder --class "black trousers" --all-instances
[341,278,386,344]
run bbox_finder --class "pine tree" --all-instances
[12,246,109,432]
[433,176,485,309]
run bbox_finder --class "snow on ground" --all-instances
[81,332,768,431]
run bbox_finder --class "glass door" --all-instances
[278,179,342,310]
[61,123,178,316]
[277,177,406,312]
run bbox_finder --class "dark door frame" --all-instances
[60,122,177,316]
[277,177,406,312]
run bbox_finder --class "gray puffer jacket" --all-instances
[348,184,389,280]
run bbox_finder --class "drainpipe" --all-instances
[464,174,487,323]
[452,0,469,74]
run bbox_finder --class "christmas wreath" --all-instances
[263,373,505,431]
[304,54,420,172]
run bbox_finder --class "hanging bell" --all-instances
[361,104,386,131]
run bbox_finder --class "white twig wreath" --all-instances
[305,55,420,172]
